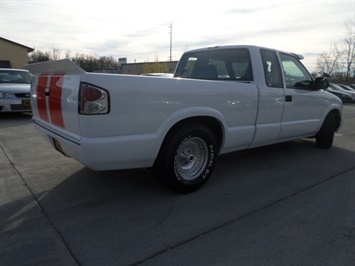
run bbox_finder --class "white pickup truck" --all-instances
[26,45,342,193]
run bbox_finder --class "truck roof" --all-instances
[184,45,304,60]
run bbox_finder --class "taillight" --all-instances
[79,83,109,114]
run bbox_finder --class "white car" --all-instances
[0,68,32,112]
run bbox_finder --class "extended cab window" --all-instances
[175,48,253,81]
[280,53,312,89]
[260,49,283,88]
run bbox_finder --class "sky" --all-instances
[1,0,354,71]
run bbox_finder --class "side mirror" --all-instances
[314,77,329,90]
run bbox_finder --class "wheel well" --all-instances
[164,116,223,150]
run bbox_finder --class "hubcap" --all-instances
[175,137,209,181]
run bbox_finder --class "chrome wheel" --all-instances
[174,137,209,181]
[153,124,218,193]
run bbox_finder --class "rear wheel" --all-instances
[154,124,218,193]
[316,112,335,149]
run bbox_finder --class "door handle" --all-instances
[285,95,292,102]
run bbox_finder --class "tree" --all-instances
[97,56,118,70]
[317,18,355,81]
[342,19,355,80]
[28,47,62,63]
[27,48,116,72]
[70,54,118,72]
[316,42,342,76]
[50,47,61,60]
[65,50,71,59]
[28,50,51,63]
[30,50,119,72]
[72,53,98,72]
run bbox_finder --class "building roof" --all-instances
[0,37,34,53]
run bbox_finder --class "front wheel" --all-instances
[316,112,335,149]
[153,124,218,193]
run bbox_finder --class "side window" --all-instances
[280,53,312,89]
[260,49,283,88]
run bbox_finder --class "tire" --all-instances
[316,112,335,149]
[154,124,218,193]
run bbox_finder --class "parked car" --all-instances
[338,84,355,92]
[0,68,32,112]
[326,83,355,103]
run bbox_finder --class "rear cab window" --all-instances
[260,49,283,88]
[174,48,253,81]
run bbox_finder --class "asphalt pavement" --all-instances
[1,105,354,266]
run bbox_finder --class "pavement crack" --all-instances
[131,165,355,266]
[1,145,82,266]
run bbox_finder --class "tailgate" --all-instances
[26,60,85,141]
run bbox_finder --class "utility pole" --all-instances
[169,23,173,61]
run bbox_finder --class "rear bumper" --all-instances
[33,119,161,171]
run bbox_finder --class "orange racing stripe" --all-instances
[37,75,49,122]
[48,75,65,128]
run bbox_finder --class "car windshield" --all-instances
[0,70,32,84]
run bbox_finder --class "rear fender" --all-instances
[156,106,227,149]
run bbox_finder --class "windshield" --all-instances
[0,70,32,84]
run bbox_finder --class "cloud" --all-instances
[226,2,285,14]
[1,0,354,70]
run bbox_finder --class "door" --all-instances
[278,53,325,139]
[250,49,285,148]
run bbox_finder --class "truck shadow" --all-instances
[1,139,354,265]
[2,138,355,225]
